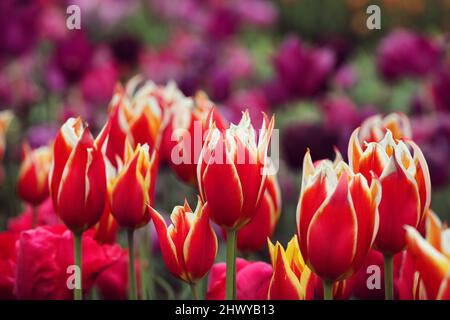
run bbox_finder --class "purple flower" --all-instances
[332,65,358,90]
[273,36,335,99]
[430,64,450,112]
[377,29,442,82]
[412,114,450,188]
[25,124,58,149]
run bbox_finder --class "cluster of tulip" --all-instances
[0,76,448,300]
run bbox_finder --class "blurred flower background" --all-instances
[0,0,450,299]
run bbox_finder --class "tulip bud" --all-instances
[197,111,274,230]
[297,151,381,281]
[406,226,450,300]
[349,129,431,254]
[17,144,52,205]
[149,198,218,283]
[49,118,108,232]
[110,142,158,229]
[268,236,313,300]
[236,173,281,253]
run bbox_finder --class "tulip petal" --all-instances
[376,152,421,253]
[149,206,183,279]
[406,226,450,299]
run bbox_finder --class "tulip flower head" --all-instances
[49,118,107,233]
[268,236,313,300]
[17,144,52,205]
[0,110,13,161]
[110,142,158,229]
[297,151,381,281]
[105,78,172,167]
[236,172,281,253]
[349,129,431,254]
[164,91,227,184]
[358,112,412,144]
[150,198,218,284]
[406,226,450,300]
[197,111,274,230]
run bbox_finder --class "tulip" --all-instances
[357,112,412,144]
[297,151,381,299]
[0,110,13,186]
[237,173,281,253]
[0,110,13,162]
[267,236,313,300]
[0,231,19,300]
[197,111,274,299]
[49,117,108,299]
[163,91,226,185]
[8,198,58,232]
[92,201,119,245]
[406,226,450,300]
[348,128,431,299]
[104,78,169,167]
[15,226,122,300]
[206,258,272,300]
[150,198,217,298]
[109,142,157,299]
[17,144,52,227]
[377,29,441,82]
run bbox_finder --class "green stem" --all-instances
[32,205,38,228]
[73,231,82,300]
[127,229,137,300]
[384,253,394,300]
[189,282,199,300]
[138,231,148,300]
[147,231,155,299]
[322,279,333,300]
[226,229,237,300]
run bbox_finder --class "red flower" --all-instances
[206,258,272,300]
[95,250,141,300]
[49,118,108,232]
[110,142,158,229]
[198,111,274,230]
[17,143,51,205]
[15,226,122,299]
[349,128,431,254]
[92,199,119,244]
[163,92,227,185]
[297,151,381,281]
[0,231,19,300]
[8,198,58,232]
[150,198,217,283]
[236,173,281,253]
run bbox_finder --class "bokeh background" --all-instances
[0,0,450,297]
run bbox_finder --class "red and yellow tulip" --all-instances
[110,142,158,229]
[163,91,227,185]
[358,112,412,143]
[237,172,281,253]
[49,118,108,232]
[149,198,218,284]
[406,225,450,300]
[17,144,52,206]
[0,110,13,162]
[297,150,381,281]
[349,129,431,254]
[197,111,274,230]
[267,236,313,300]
